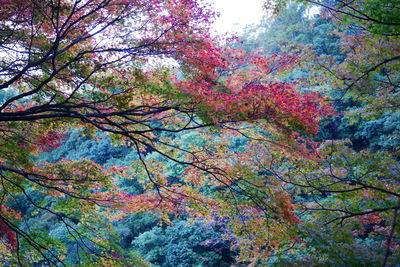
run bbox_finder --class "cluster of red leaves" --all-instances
[0,219,16,250]
[358,213,383,225]
[0,0,31,21]
[271,191,301,224]
[35,131,67,153]
[0,205,22,251]
[174,44,334,135]
[181,81,333,134]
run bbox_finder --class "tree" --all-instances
[258,0,400,265]
[265,0,400,114]
[132,219,233,267]
[0,0,333,265]
[265,0,400,33]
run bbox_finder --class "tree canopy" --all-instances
[0,0,399,266]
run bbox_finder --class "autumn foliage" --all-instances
[0,0,365,265]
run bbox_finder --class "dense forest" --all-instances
[0,0,399,266]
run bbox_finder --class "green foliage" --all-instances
[114,213,159,248]
[271,223,389,266]
[242,3,343,60]
[40,130,132,165]
[132,220,233,267]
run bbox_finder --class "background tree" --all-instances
[256,0,400,265]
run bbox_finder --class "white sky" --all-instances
[206,0,265,34]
